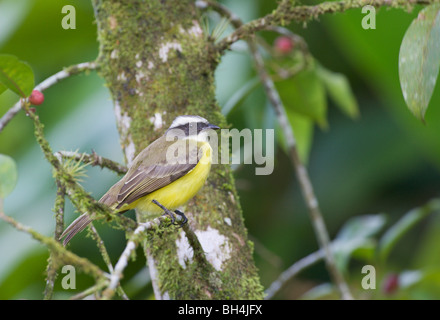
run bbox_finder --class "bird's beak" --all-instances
[207,123,220,130]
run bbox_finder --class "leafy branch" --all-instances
[0,61,97,133]
[0,62,136,298]
[203,0,353,300]
[265,199,440,299]
[216,0,440,52]
[0,61,218,298]
[2,0,440,300]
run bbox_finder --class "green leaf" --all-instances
[333,214,387,272]
[275,64,328,128]
[222,77,260,116]
[350,242,376,262]
[316,65,359,119]
[336,214,386,241]
[0,154,18,199]
[0,54,34,98]
[399,4,440,122]
[379,199,440,262]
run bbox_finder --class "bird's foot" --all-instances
[152,200,188,227]
[173,209,188,227]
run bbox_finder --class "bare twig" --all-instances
[36,62,98,92]
[0,61,97,133]
[265,249,325,300]
[102,216,171,299]
[205,1,353,300]
[69,282,107,300]
[0,101,22,133]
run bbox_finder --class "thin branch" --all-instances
[0,101,22,133]
[69,282,107,300]
[44,182,66,300]
[215,0,440,52]
[54,182,67,239]
[102,216,170,299]
[102,212,195,300]
[86,224,129,299]
[26,105,137,232]
[181,221,212,268]
[265,249,325,300]
[53,151,130,299]
[44,257,58,300]
[55,150,127,175]
[249,38,353,300]
[206,1,353,300]
[36,62,98,92]
[89,224,114,273]
[0,61,97,133]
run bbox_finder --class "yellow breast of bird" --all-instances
[129,141,212,215]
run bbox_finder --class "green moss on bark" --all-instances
[92,0,263,299]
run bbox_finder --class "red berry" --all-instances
[274,36,294,54]
[29,90,44,105]
[382,273,399,295]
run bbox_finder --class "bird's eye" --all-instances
[189,123,194,127]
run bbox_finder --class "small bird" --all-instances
[60,115,220,246]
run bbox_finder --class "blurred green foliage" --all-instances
[1,0,440,300]
[398,4,440,122]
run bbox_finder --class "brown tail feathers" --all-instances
[59,213,93,246]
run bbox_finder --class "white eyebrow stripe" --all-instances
[169,115,208,129]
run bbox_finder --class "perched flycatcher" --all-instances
[60,115,220,245]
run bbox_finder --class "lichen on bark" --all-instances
[91,0,264,299]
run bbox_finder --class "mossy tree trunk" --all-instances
[91,0,264,299]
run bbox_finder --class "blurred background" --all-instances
[1,0,440,299]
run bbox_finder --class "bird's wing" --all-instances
[115,139,202,208]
